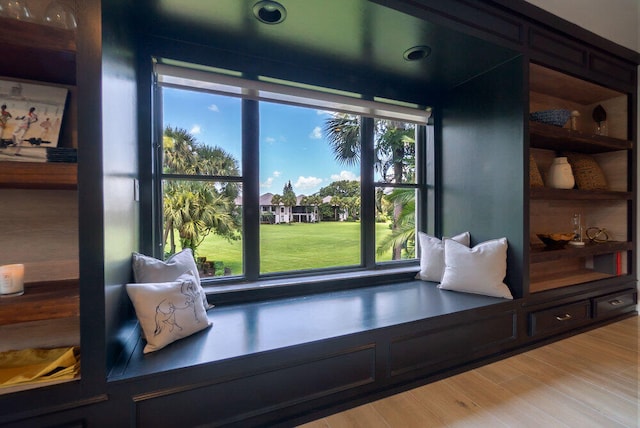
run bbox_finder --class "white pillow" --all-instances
[132,249,213,310]
[439,238,513,299]
[416,231,470,282]
[126,272,212,353]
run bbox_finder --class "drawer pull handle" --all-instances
[555,314,572,321]
[608,299,624,306]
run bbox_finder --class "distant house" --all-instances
[237,193,345,223]
[258,193,318,224]
[322,196,348,221]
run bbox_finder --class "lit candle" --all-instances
[0,264,25,297]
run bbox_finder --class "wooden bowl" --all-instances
[536,233,574,250]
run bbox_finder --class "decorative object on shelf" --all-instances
[46,147,77,162]
[570,110,580,131]
[529,109,571,127]
[546,156,575,189]
[42,0,76,30]
[0,263,24,297]
[529,153,544,187]
[568,213,584,247]
[0,78,68,162]
[592,104,607,136]
[536,233,574,250]
[563,152,607,190]
[0,346,80,387]
[586,227,609,243]
[0,0,33,21]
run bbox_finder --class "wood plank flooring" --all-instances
[299,316,639,428]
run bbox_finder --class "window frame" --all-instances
[152,63,433,293]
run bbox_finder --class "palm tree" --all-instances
[163,127,241,256]
[324,115,415,259]
[163,181,238,254]
[271,194,283,223]
[376,188,415,259]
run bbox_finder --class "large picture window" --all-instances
[155,63,431,286]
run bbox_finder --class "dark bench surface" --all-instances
[108,280,511,381]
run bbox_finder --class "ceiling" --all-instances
[137,0,519,105]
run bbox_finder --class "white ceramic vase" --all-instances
[547,157,575,189]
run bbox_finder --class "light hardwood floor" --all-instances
[300,316,639,428]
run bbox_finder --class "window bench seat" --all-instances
[107,279,518,427]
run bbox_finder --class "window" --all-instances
[155,62,431,286]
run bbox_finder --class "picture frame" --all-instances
[0,78,68,162]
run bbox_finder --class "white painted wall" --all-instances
[525,0,639,52]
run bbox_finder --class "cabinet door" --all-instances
[528,300,591,337]
[592,289,637,319]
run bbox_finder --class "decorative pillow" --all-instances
[132,249,213,310]
[563,152,607,190]
[416,231,470,282]
[126,272,211,353]
[529,153,544,188]
[439,238,513,299]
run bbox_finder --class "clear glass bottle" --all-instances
[569,213,585,247]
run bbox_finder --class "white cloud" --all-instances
[265,136,276,144]
[316,110,332,116]
[260,171,281,188]
[190,125,201,135]
[295,176,323,190]
[260,177,274,188]
[208,104,219,112]
[330,170,360,181]
[309,126,322,139]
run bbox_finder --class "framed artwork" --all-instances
[0,78,68,162]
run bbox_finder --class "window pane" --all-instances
[375,187,417,262]
[259,102,361,273]
[374,120,416,184]
[162,87,242,176]
[162,179,243,278]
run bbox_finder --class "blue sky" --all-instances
[163,87,359,195]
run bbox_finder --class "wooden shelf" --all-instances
[0,279,79,326]
[529,121,632,154]
[530,240,632,263]
[530,187,632,200]
[0,17,76,85]
[0,161,77,189]
[529,268,615,293]
[529,63,625,105]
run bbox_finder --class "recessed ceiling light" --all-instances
[403,46,431,61]
[253,1,287,25]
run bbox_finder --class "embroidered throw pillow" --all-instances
[126,272,211,353]
[132,249,213,310]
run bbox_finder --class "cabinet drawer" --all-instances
[529,300,591,337]
[593,290,637,319]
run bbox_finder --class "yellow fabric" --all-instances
[0,347,80,387]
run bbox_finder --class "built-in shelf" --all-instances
[0,279,79,326]
[529,269,616,293]
[530,241,632,263]
[0,17,76,85]
[530,187,632,200]
[0,161,77,189]
[529,121,632,154]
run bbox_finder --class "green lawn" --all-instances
[189,221,394,276]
